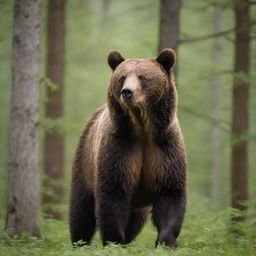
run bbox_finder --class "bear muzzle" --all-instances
[121,88,133,102]
[120,75,145,105]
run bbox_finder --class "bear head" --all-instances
[108,49,176,108]
[107,49,178,137]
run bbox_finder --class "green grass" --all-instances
[1,197,255,256]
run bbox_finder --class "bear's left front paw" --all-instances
[155,230,177,248]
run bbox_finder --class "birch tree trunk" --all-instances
[210,6,222,204]
[231,0,250,219]
[5,0,41,237]
[43,0,66,220]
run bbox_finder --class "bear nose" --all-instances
[121,88,133,100]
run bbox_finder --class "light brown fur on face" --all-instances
[120,74,145,105]
[111,59,168,105]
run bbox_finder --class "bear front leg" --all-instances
[96,185,131,245]
[152,188,186,248]
[125,208,149,244]
[96,136,141,246]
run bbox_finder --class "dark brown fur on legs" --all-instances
[95,136,141,245]
[152,189,186,248]
[70,175,96,245]
[125,208,149,244]
[69,126,97,245]
[69,49,187,248]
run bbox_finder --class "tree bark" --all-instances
[210,6,222,204]
[101,0,111,24]
[231,0,250,218]
[158,0,181,74]
[43,0,66,220]
[5,0,41,237]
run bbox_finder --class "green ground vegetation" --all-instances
[0,196,255,256]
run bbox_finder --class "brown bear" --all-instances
[69,49,187,248]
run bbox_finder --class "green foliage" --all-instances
[38,117,81,135]
[40,76,59,91]
[233,72,256,86]
[0,198,255,256]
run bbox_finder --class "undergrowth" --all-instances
[0,198,255,256]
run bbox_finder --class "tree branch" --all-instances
[180,21,256,44]
[179,28,234,44]
[179,106,230,133]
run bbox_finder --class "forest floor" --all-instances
[0,198,255,256]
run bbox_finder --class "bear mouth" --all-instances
[120,94,144,107]
[121,96,133,104]
[121,96,140,107]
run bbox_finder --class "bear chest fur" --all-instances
[129,141,168,209]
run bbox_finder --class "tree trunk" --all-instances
[102,0,111,15]
[101,0,111,24]
[158,0,181,74]
[5,0,41,237]
[210,7,222,204]
[231,0,250,219]
[43,0,66,220]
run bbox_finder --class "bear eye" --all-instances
[119,75,126,83]
[138,75,147,82]
[138,75,148,89]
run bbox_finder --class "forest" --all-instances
[0,0,256,255]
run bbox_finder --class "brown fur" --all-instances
[70,49,187,248]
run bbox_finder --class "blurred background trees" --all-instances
[209,5,222,204]
[0,0,255,244]
[158,0,181,74]
[231,0,251,219]
[43,0,66,220]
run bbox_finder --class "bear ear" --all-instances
[107,50,125,71]
[156,48,176,75]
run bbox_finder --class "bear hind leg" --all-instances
[124,208,149,244]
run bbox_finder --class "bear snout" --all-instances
[121,88,133,102]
